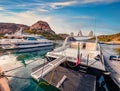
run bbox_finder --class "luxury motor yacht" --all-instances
[0,28,53,52]
[31,31,107,91]
[46,31,105,71]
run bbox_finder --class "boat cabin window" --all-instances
[67,37,76,42]
[27,37,37,40]
[82,42,86,49]
[37,36,45,39]
[118,56,120,58]
[109,55,117,60]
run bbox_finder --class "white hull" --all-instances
[2,42,53,50]
[12,46,53,53]
[46,36,105,71]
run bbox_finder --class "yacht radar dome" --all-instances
[88,31,93,37]
[78,30,83,36]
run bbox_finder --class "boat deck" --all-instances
[43,66,96,91]
[109,59,120,75]
[31,56,66,80]
[47,48,105,71]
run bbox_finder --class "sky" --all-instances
[0,0,120,35]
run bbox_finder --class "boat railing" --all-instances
[47,52,98,64]
[31,56,66,81]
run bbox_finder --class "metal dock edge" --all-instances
[31,56,66,81]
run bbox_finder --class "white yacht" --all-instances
[0,28,53,52]
[46,31,105,71]
[31,32,108,91]
[31,31,107,91]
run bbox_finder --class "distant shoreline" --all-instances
[104,42,120,45]
[114,48,120,54]
[99,41,120,45]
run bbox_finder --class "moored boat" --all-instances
[31,31,108,91]
[0,28,53,51]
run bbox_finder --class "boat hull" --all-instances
[5,45,54,53]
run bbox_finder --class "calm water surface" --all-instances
[0,47,53,91]
[0,44,119,91]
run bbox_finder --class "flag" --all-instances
[76,42,80,66]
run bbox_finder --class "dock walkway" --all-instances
[31,56,66,81]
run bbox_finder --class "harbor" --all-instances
[1,41,117,91]
[0,31,119,91]
[0,0,120,90]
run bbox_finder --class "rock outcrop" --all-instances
[0,23,29,34]
[0,20,55,35]
[30,21,55,34]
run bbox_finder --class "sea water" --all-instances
[0,47,53,91]
[0,44,119,91]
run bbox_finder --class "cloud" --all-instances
[0,7,4,11]
[1,10,80,34]
[0,0,119,35]
[49,1,77,9]
[0,11,38,25]
[36,8,49,12]
[0,9,117,35]
[0,0,119,12]
[73,16,95,20]
[0,10,53,26]
[79,0,120,4]
[42,0,120,10]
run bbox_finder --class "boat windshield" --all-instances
[27,37,37,40]
[36,36,46,39]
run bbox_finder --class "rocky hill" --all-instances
[0,20,63,40]
[0,23,29,34]
[30,21,55,35]
[0,21,55,35]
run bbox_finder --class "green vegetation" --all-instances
[0,34,4,38]
[98,35,112,42]
[24,29,63,40]
[90,33,120,42]
[98,33,120,42]
[114,48,120,54]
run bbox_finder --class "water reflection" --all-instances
[0,46,53,91]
